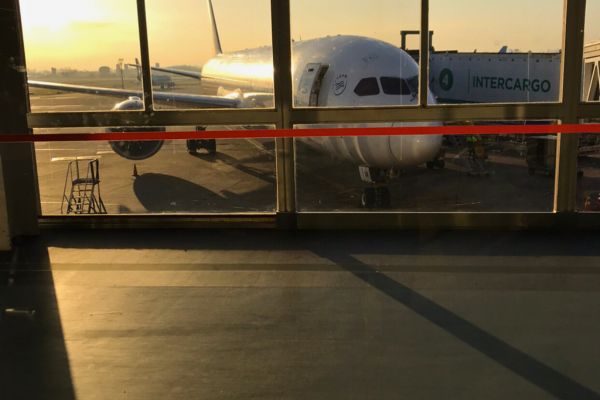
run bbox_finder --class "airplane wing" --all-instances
[126,64,201,80]
[28,80,239,108]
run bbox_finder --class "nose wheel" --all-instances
[361,186,391,209]
[358,166,394,209]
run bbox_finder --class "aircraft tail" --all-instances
[207,0,223,55]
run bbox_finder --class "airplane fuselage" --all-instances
[200,35,442,169]
[28,35,442,170]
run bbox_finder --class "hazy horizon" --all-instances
[19,0,600,71]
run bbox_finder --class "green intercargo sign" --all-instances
[439,68,454,91]
[472,75,551,92]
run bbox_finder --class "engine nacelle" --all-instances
[108,97,165,160]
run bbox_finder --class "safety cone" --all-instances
[132,163,139,178]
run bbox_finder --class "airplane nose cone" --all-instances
[389,122,443,166]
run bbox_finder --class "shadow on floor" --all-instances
[133,173,275,212]
[36,229,600,259]
[0,239,75,399]
[3,229,600,399]
[309,242,600,400]
[189,151,276,185]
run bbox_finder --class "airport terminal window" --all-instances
[20,0,143,112]
[294,122,557,212]
[354,78,380,96]
[583,2,600,102]
[290,0,421,107]
[33,126,277,215]
[145,0,274,110]
[16,0,600,221]
[429,0,563,104]
[380,77,413,96]
[577,122,600,211]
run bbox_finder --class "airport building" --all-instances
[1,0,600,398]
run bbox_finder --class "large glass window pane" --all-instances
[145,0,274,109]
[295,122,556,211]
[34,126,276,215]
[577,122,600,211]
[583,1,600,101]
[430,0,563,104]
[21,0,143,112]
[290,0,421,108]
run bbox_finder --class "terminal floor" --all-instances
[1,229,599,400]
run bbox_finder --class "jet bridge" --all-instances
[429,52,561,103]
[583,42,600,102]
[400,29,562,103]
[423,42,600,104]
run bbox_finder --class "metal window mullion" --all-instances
[136,0,154,113]
[0,0,39,236]
[576,102,600,119]
[28,102,579,128]
[27,109,281,128]
[288,103,565,124]
[554,0,586,213]
[271,0,296,216]
[419,0,430,107]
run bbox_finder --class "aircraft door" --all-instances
[295,63,329,106]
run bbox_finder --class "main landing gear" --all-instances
[426,158,445,170]
[426,149,446,170]
[361,186,391,209]
[186,139,217,155]
[358,166,394,209]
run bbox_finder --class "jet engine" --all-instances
[108,97,165,160]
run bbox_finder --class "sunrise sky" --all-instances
[18,0,600,71]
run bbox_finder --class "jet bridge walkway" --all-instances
[583,41,600,102]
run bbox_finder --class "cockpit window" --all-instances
[380,77,413,95]
[406,76,419,96]
[354,78,380,96]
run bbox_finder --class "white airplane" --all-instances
[28,0,443,208]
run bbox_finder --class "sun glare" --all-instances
[19,0,141,70]
[20,0,109,32]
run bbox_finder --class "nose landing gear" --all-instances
[361,186,391,209]
[358,166,395,209]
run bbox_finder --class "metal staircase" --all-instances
[61,158,107,214]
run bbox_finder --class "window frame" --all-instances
[20,0,600,229]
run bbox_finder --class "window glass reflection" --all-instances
[295,122,556,211]
[583,2,600,102]
[429,0,563,104]
[146,0,274,109]
[577,124,600,211]
[34,126,276,215]
[290,0,421,107]
[21,0,143,112]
